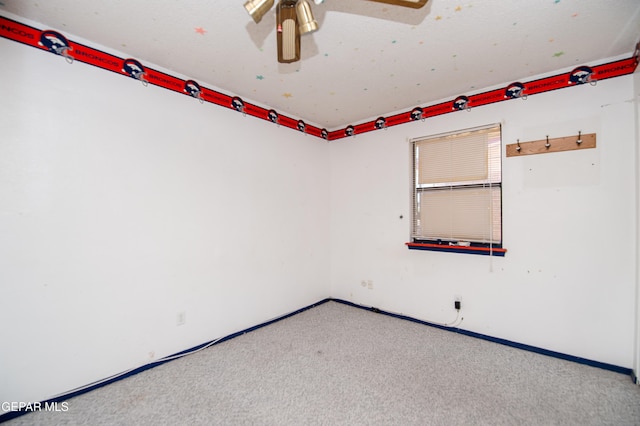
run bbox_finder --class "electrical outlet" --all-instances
[177,311,186,326]
[367,280,373,290]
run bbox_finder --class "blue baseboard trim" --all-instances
[330,298,634,377]
[1,297,634,423]
[0,298,332,424]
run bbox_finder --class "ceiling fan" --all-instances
[244,0,429,63]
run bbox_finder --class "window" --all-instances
[409,124,504,255]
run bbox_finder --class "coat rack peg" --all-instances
[516,139,521,152]
[576,131,582,145]
[545,136,550,149]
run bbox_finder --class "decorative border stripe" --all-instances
[0,16,325,138]
[329,56,639,141]
[1,15,638,142]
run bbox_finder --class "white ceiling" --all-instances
[2,0,639,129]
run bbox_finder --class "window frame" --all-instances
[408,124,506,256]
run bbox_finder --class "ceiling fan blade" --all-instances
[366,0,429,8]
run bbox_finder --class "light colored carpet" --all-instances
[5,301,640,425]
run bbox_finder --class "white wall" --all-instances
[329,74,638,369]
[1,31,638,408]
[0,39,330,404]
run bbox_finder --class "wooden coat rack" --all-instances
[506,132,596,157]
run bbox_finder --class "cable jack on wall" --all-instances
[445,299,463,328]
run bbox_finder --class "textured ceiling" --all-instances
[2,0,639,129]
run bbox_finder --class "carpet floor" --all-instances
[5,301,640,425]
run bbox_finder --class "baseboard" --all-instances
[0,298,332,423]
[330,298,634,378]
[1,296,634,423]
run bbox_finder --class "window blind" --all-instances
[412,124,502,244]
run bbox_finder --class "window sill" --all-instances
[406,242,507,256]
